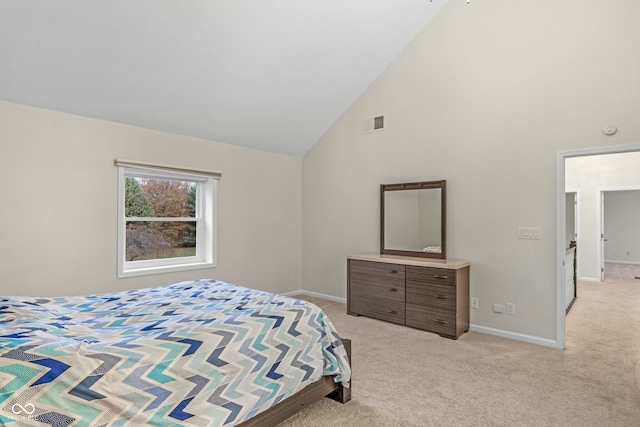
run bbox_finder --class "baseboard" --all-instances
[469,324,560,349]
[604,259,640,266]
[281,289,346,304]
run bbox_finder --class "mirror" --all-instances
[380,180,446,259]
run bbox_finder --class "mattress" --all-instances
[0,280,350,426]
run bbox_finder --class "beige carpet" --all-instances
[280,264,640,427]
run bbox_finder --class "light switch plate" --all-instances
[517,227,541,239]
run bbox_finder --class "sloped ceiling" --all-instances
[0,0,448,156]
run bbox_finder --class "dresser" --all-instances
[347,254,470,339]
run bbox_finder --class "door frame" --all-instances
[556,143,640,349]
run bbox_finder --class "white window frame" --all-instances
[117,164,218,278]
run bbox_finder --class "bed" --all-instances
[0,279,351,426]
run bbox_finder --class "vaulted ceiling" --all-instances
[0,1,447,156]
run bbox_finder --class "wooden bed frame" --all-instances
[239,338,352,426]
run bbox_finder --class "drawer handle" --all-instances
[388,287,398,292]
[389,269,399,274]
[433,274,449,280]
[433,319,448,325]
[387,309,398,315]
[434,294,448,299]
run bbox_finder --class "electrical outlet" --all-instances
[506,303,516,315]
[493,304,503,313]
[471,298,478,309]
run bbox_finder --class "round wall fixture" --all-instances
[603,125,618,136]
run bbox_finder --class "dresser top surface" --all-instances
[348,253,470,270]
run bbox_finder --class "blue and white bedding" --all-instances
[0,280,351,426]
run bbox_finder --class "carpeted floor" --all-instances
[279,263,640,426]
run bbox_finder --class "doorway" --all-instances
[556,144,640,349]
[601,189,640,281]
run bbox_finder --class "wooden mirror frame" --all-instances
[380,180,446,259]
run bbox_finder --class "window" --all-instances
[116,161,219,278]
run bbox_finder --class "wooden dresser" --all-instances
[347,254,470,339]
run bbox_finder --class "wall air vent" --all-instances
[363,115,385,134]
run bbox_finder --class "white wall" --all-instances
[566,152,640,280]
[302,0,640,343]
[0,101,302,297]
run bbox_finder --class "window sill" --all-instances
[118,260,215,279]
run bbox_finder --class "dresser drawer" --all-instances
[350,279,404,303]
[349,296,405,325]
[406,266,456,286]
[349,260,405,284]
[406,281,455,310]
[406,305,456,337]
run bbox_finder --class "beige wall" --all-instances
[0,101,302,297]
[302,0,640,343]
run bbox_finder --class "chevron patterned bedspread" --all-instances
[0,279,351,426]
